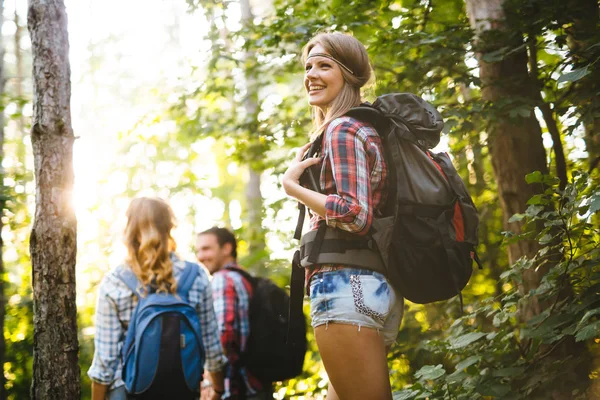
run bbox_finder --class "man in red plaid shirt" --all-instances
[196,227,269,400]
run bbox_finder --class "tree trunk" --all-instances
[27,1,80,399]
[465,0,549,318]
[466,2,591,398]
[0,0,6,398]
[240,0,266,262]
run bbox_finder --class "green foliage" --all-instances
[393,171,599,399]
[3,0,599,398]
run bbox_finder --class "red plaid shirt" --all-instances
[212,264,263,398]
[306,116,388,286]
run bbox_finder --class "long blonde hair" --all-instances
[124,197,177,295]
[302,32,373,138]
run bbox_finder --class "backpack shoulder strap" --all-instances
[345,104,389,136]
[294,134,324,240]
[177,261,200,299]
[223,265,256,289]
[116,265,143,300]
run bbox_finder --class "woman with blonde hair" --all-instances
[282,33,404,399]
[88,197,227,400]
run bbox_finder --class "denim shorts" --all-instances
[309,268,404,346]
[106,385,127,400]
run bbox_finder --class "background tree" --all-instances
[1,0,598,398]
[27,1,80,398]
[0,0,6,398]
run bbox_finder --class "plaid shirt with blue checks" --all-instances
[88,254,227,388]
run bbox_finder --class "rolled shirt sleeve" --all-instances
[87,275,127,386]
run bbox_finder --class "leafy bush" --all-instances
[393,171,600,399]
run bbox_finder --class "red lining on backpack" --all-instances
[427,151,465,242]
[453,202,465,242]
[426,151,447,178]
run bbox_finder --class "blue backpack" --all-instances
[118,261,205,399]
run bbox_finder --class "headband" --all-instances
[306,52,355,75]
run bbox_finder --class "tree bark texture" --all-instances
[0,0,6,398]
[465,0,549,316]
[27,1,80,399]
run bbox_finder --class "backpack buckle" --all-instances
[292,250,302,269]
[367,239,375,250]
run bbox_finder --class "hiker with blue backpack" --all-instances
[196,227,306,399]
[88,197,227,400]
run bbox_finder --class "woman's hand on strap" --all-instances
[282,142,322,195]
[282,142,328,218]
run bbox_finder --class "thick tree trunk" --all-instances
[0,1,6,398]
[465,0,549,318]
[240,0,266,261]
[466,2,591,399]
[27,1,80,399]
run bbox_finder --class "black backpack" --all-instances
[293,93,481,307]
[224,266,307,383]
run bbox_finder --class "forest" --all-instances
[1,0,599,398]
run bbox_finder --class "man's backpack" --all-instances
[294,93,481,307]
[118,261,205,399]
[224,266,307,383]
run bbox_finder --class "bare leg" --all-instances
[315,323,392,400]
[326,383,340,400]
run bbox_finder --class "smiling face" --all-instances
[195,233,232,274]
[304,44,345,111]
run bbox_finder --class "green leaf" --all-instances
[455,355,481,371]
[557,66,590,83]
[449,332,487,349]
[415,364,446,380]
[527,194,547,205]
[525,171,544,184]
[508,213,525,223]
[526,205,545,217]
[539,233,554,245]
[575,320,600,342]
[446,370,469,384]
[476,382,511,397]
[493,310,510,327]
[590,195,600,214]
[579,308,600,325]
[393,390,421,400]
